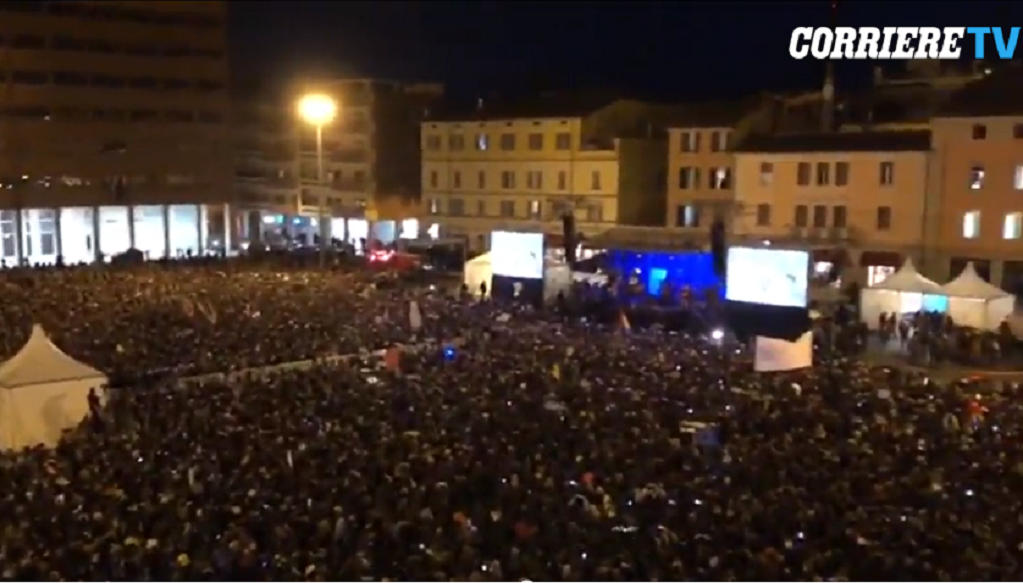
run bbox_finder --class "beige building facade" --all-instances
[421,99,669,252]
[928,115,1023,292]
[0,0,232,264]
[733,131,932,286]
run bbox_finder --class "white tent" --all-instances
[860,258,945,329]
[0,325,107,451]
[463,252,492,297]
[941,261,1015,330]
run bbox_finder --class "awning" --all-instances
[860,250,902,267]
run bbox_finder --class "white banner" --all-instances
[409,301,422,331]
[754,332,812,372]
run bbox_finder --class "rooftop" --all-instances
[668,96,766,129]
[735,130,932,154]
[423,89,628,122]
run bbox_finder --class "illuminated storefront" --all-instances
[0,204,229,266]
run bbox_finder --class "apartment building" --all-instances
[926,69,1023,294]
[667,98,784,235]
[234,78,441,246]
[0,1,231,264]
[733,131,932,286]
[421,95,670,252]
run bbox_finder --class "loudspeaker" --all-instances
[562,213,577,265]
[710,219,726,277]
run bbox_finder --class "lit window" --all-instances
[1015,165,1023,190]
[970,165,985,190]
[962,210,981,239]
[475,134,488,151]
[1004,212,1022,239]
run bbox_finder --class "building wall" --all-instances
[666,127,735,231]
[233,79,437,229]
[419,100,671,251]
[0,1,231,209]
[733,150,929,281]
[617,138,667,226]
[930,116,1023,284]
[420,116,616,250]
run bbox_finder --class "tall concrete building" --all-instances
[420,93,675,253]
[0,0,231,264]
[233,79,442,247]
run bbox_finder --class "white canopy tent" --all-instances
[0,325,107,451]
[860,258,945,329]
[941,261,1015,330]
[463,252,492,297]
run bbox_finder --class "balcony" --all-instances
[235,168,271,182]
[331,149,369,164]
[263,146,297,162]
[332,180,367,193]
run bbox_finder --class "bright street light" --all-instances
[296,93,338,266]
[297,93,337,126]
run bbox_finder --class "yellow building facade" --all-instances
[733,131,932,286]
[420,99,669,252]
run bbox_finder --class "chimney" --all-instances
[820,0,837,132]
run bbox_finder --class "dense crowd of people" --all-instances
[0,259,1021,580]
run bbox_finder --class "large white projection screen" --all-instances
[490,231,544,279]
[725,247,809,308]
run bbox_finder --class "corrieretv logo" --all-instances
[789,26,1020,60]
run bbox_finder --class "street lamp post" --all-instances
[297,93,337,267]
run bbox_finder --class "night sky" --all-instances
[230,1,1011,101]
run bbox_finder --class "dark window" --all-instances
[92,109,127,121]
[165,110,194,122]
[163,46,190,57]
[127,77,157,89]
[12,35,45,49]
[1014,124,1023,140]
[812,205,827,227]
[195,80,224,92]
[88,39,117,54]
[11,71,48,85]
[197,111,224,124]
[794,204,809,227]
[0,106,49,119]
[833,205,847,228]
[92,75,125,88]
[756,203,771,226]
[835,162,849,186]
[162,79,190,90]
[49,2,89,16]
[193,48,224,59]
[129,110,159,122]
[0,2,45,12]
[876,206,892,230]
[124,43,160,56]
[51,107,89,121]
[53,72,89,86]
[972,124,987,140]
[796,162,811,186]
